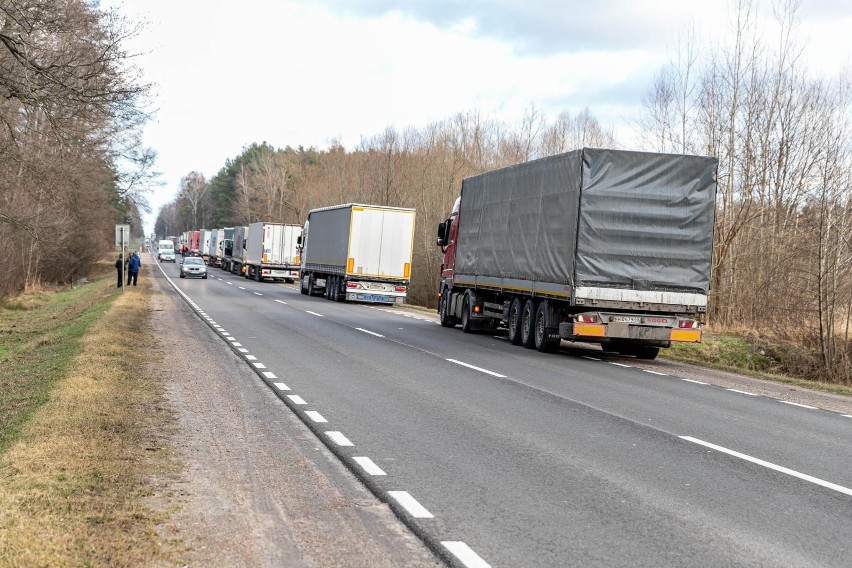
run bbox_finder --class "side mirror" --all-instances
[437,222,446,247]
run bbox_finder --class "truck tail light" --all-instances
[346,282,358,289]
[575,314,598,323]
[395,286,407,292]
[679,320,700,328]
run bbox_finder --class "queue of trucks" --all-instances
[154,147,717,359]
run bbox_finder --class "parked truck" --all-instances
[299,204,416,304]
[198,229,212,263]
[230,225,249,276]
[208,228,224,267]
[219,227,235,271]
[243,222,302,282]
[436,148,717,360]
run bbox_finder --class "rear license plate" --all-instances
[610,316,641,323]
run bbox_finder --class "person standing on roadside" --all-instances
[127,251,141,286]
[115,255,124,288]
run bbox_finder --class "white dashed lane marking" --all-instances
[388,491,434,519]
[273,382,290,391]
[446,359,506,378]
[356,328,384,338]
[306,311,324,317]
[262,371,277,379]
[353,456,387,476]
[252,362,267,369]
[275,300,288,305]
[325,431,354,446]
[442,541,492,568]
[254,292,263,296]
[305,411,327,423]
[780,401,817,409]
[727,388,758,396]
[682,378,708,385]
[681,436,852,497]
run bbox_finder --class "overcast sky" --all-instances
[108,0,852,234]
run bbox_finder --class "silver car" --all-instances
[180,257,208,279]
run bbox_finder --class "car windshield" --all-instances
[183,258,204,265]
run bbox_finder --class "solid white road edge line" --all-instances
[680,436,852,497]
[353,456,387,476]
[287,395,307,405]
[325,431,354,446]
[441,541,492,568]
[780,401,817,409]
[387,491,434,518]
[356,328,385,337]
[446,359,506,378]
[305,411,327,423]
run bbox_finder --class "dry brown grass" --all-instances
[0,270,181,566]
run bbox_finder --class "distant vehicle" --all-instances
[244,222,302,282]
[436,148,717,359]
[180,257,207,279]
[230,226,249,276]
[299,203,416,304]
[157,239,175,263]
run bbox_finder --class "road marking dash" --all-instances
[287,395,307,405]
[245,355,257,361]
[306,311,324,317]
[238,348,248,353]
[275,300,288,305]
[682,378,708,385]
[254,292,263,296]
[726,388,758,396]
[273,382,290,391]
[356,328,384,337]
[325,431,353,446]
[582,356,601,361]
[262,371,277,379]
[252,362,266,369]
[388,491,433,518]
[610,362,632,368]
[231,341,242,346]
[680,436,852,497]
[227,282,233,285]
[238,286,246,290]
[305,411,327,423]
[442,541,491,568]
[643,369,667,376]
[446,359,506,378]
[780,401,817,409]
[353,456,386,476]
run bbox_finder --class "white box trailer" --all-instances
[299,203,416,304]
[230,226,249,275]
[244,222,302,282]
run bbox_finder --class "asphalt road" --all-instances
[154,254,852,568]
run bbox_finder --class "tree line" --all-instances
[0,0,154,296]
[157,1,850,384]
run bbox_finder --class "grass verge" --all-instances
[0,267,179,566]
[663,331,852,397]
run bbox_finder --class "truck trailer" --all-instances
[219,227,235,271]
[299,203,416,304]
[436,148,717,359]
[230,226,249,275]
[244,222,302,282]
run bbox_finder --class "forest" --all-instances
[1,1,849,383]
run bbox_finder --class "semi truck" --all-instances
[218,227,235,271]
[208,228,228,267]
[298,203,416,304]
[244,222,302,282]
[436,148,717,360]
[230,226,249,276]
[199,229,212,263]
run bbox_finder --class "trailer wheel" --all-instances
[507,297,523,345]
[300,275,309,295]
[439,289,456,328]
[307,277,316,296]
[635,346,660,360]
[521,298,538,349]
[334,277,345,302]
[461,295,475,333]
[534,301,560,353]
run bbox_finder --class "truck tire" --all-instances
[635,346,660,360]
[300,275,309,295]
[307,277,316,296]
[439,289,456,328]
[534,300,560,353]
[521,298,537,349]
[507,297,523,345]
[461,295,474,333]
[255,267,263,282]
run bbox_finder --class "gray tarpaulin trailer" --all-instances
[437,147,718,359]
